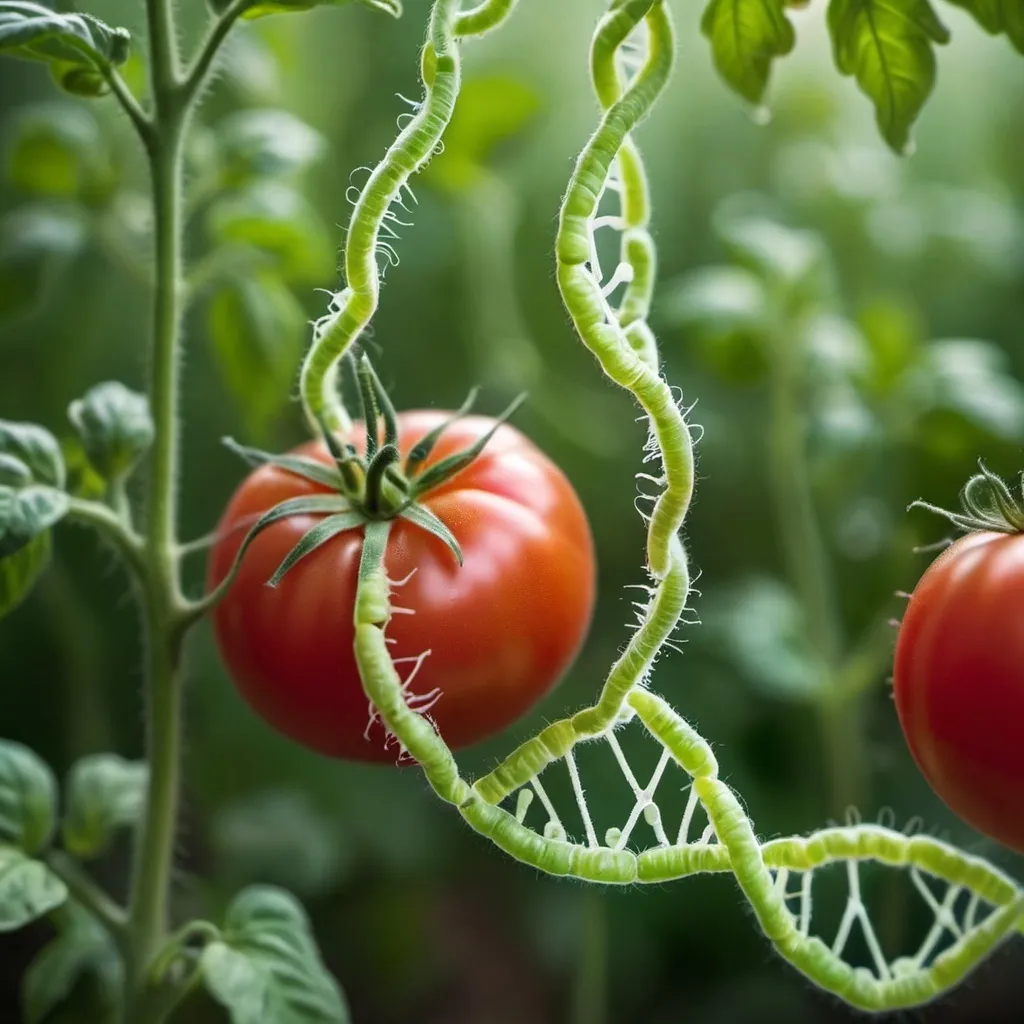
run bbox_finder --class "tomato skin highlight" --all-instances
[893,531,1024,854]
[207,412,596,763]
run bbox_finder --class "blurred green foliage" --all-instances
[2,1,1024,1022]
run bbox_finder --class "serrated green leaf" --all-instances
[0,741,57,854]
[67,381,153,482]
[5,102,111,202]
[944,0,1024,53]
[201,886,349,1024]
[217,109,326,186]
[0,204,86,320]
[701,0,796,105]
[0,845,66,932]
[62,754,147,859]
[0,529,50,620]
[0,485,69,558]
[0,2,131,97]
[206,183,335,284]
[207,272,307,435]
[22,902,121,1024]
[827,0,950,153]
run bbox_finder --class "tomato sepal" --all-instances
[222,437,346,491]
[397,502,462,565]
[266,510,366,587]
[911,460,1024,536]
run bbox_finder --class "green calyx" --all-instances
[911,461,1024,536]
[223,353,524,587]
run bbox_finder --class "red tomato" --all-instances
[893,531,1024,853]
[207,411,596,762]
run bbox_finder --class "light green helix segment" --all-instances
[297,0,1024,1012]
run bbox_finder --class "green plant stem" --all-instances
[123,0,189,1017]
[184,0,255,97]
[46,850,129,946]
[766,324,866,816]
[571,891,608,1024]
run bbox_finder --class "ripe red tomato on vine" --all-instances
[207,398,596,763]
[894,470,1024,854]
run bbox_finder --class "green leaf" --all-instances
[206,183,335,284]
[22,902,121,1024]
[201,886,349,1024]
[0,2,131,97]
[710,577,829,701]
[0,453,32,488]
[906,338,1024,443]
[0,845,66,932]
[0,485,69,559]
[5,102,111,202]
[661,265,769,335]
[207,272,308,435]
[944,0,1024,53]
[428,75,541,191]
[827,0,950,153]
[217,109,326,186]
[700,0,796,105]
[0,529,50,620]
[67,381,154,482]
[715,215,833,314]
[0,420,65,488]
[803,314,872,382]
[241,0,402,19]
[0,204,86,321]
[62,754,147,859]
[0,740,57,854]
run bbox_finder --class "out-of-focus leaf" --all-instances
[857,298,924,394]
[0,845,66,932]
[206,182,335,283]
[661,266,769,383]
[201,886,349,1024]
[0,205,86,320]
[700,0,796,105]
[827,0,950,153]
[428,76,541,191]
[239,0,401,19]
[944,0,1024,53]
[62,754,147,859]
[0,2,131,97]
[0,530,50,620]
[804,314,871,381]
[217,109,325,186]
[212,789,350,897]
[0,740,57,855]
[221,30,282,103]
[67,382,153,482]
[0,420,65,488]
[810,382,880,454]
[22,902,121,1024]
[904,338,1024,444]
[716,214,831,310]
[0,485,68,559]
[207,272,306,436]
[5,102,112,203]
[710,577,829,701]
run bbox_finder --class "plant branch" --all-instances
[66,497,146,579]
[101,68,154,147]
[182,0,255,102]
[46,850,129,947]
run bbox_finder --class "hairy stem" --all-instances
[125,0,187,1013]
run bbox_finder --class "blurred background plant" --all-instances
[2,1,1023,1022]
